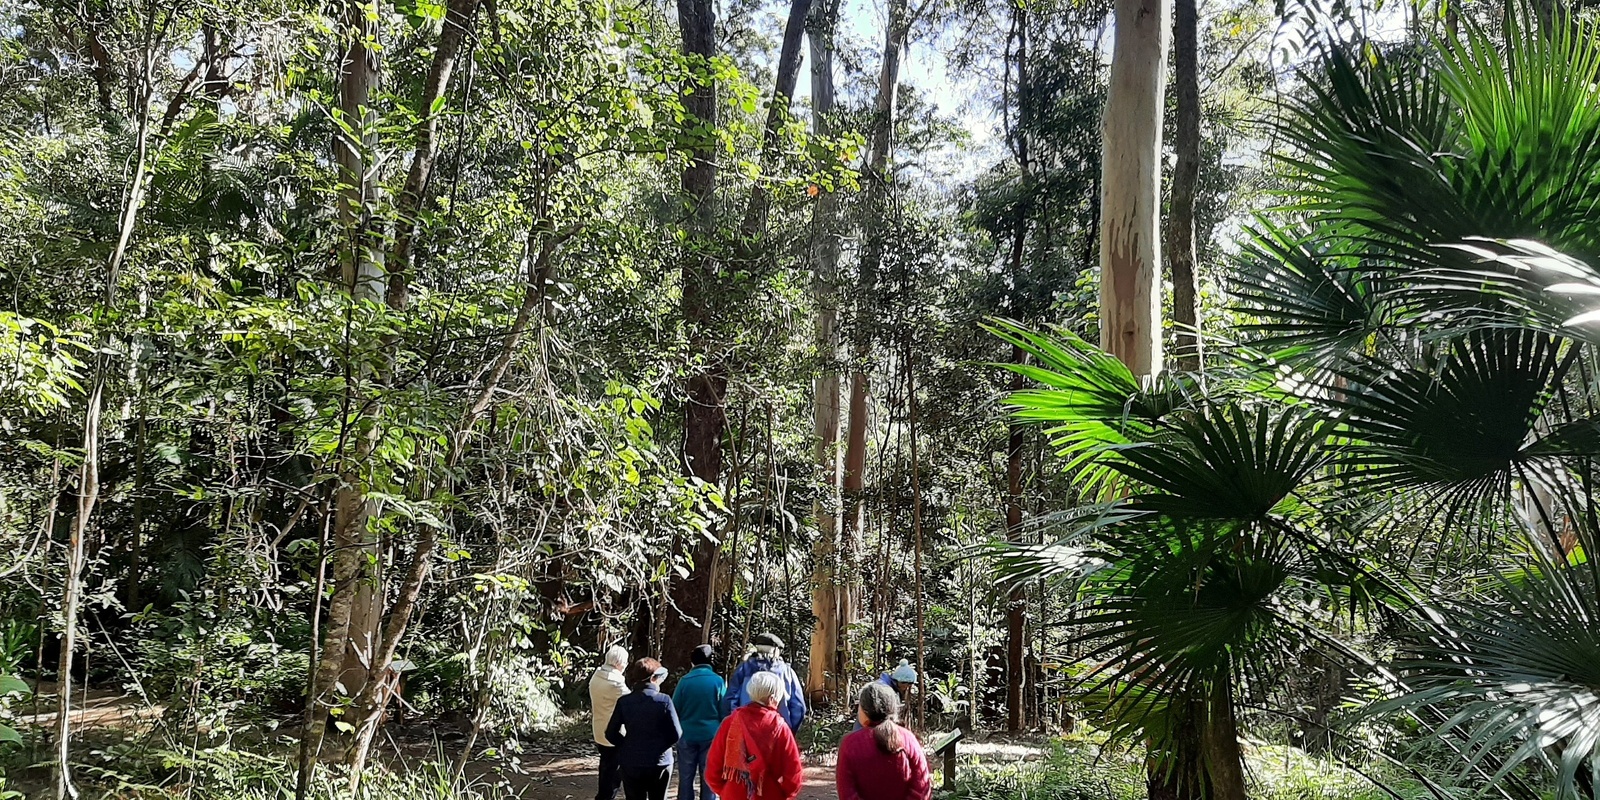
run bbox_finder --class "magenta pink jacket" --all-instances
[834,725,933,800]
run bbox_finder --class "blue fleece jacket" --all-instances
[671,664,726,743]
[723,655,807,731]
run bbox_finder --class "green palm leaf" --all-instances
[1330,330,1579,522]
[988,318,1200,496]
[1116,404,1332,522]
[1231,223,1390,361]
[1380,545,1600,798]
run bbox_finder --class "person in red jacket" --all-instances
[835,681,932,800]
[705,671,804,800]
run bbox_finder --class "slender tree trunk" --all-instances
[389,0,481,309]
[663,0,725,670]
[1168,0,1201,371]
[302,0,384,779]
[1146,696,1209,800]
[1201,674,1248,800]
[739,0,812,242]
[342,3,483,781]
[55,22,156,798]
[837,0,909,687]
[1003,0,1031,733]
[343,223,576,781]
[1099,0,1171,376]
[804,0,847,703]
[1004,351,1026,732]
[906,343,926,729]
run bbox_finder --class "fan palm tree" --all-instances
[994,10,1600,800]
[1224,11,1600,797]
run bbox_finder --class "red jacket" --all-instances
[835,725,932,800]
[706,703,804,800]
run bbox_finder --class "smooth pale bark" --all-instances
[664,0,725,668]
[1099,0,1170,377]
[804,0,848,703]
[1168,0,1201,372]
[340,0,483,783]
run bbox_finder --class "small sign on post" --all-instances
[930,728,965,791]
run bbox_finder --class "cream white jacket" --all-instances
[588,665,629,746]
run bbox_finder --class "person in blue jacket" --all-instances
[604,658,682,800]
[855,659,918,731]
[724,632,806,732]
[671,644,725,800]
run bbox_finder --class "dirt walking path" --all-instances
[510,754,838,800]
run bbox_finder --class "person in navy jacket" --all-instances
[604,658,683,800]
[724,633,807,732]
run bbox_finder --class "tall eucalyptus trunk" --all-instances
[804,0,849,703]
[1168,0,1202,371]
[1099,0,1170,376]
[839,0,910,673]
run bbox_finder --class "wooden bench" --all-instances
[930,728,965,790]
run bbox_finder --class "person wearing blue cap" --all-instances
[855,659,918,732]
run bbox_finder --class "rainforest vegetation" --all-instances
[2,0,1600,797]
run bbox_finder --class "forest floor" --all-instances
[507,753,838,800]
[14,683,1046,799]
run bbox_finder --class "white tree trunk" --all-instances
[1099,0,1170,376]
[805,0,845,701]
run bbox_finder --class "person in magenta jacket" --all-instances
[835,682,932,800]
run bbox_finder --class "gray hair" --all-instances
[745,670,788,706]
[604,645,629,669]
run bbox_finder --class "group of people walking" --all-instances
[588,633,933,800]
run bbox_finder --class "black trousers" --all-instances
[620,764,672,800]
[596,744,623,800]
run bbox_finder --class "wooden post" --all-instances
[931,728,965,791]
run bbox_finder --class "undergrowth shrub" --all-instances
[130,600,309,729]
[486,655,562,734]
[948,737,1428,800]
[61,739,525,799]
[949,741,1144,800]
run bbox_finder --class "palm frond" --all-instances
[987,318,1201,496]
[1379,543,1600,799]
[1331,330,1577,516]
[1116,404,1333,522]
[1231,222,1390,361]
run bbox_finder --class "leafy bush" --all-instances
[949,738,1424,800]
[129,600,309,729]
[486,655,563,734]
[949,742,1144,800]
[0,668,27,799]
[63,739,526,799]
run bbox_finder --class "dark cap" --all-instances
[691,644,714,665]
[752,632,784,649]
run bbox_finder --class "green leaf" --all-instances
[0,675,26,697]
